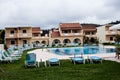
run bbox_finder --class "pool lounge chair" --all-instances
[89,56,102,64]
[7,48,22,59]
[71,57,85,64]
[3,50,19,61]
[7,48,22,55]
[0,50,16,62]
[48,58,60,66]
[25,53,37,68]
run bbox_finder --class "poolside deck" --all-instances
[28,48,120,63]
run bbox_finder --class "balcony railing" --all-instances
[5,34,18,38]
[5,33,32,38]
[18,33,32,38]
[85,34,97,37]
[106,31,117,35]
[32,36,48,39]
[61,33,83,36]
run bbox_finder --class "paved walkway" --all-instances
[103,57,120,63]
[28,48,120,63]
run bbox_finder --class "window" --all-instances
[11,40,15,44]
[92,32,95,35]
[23,40,27,44]
[110,37,113,41]
[73,30,78,33]
[63,30,70,33]
[85,32,90,35]
[33,34,39,37]
[10,30,14,34]
[23,30,27,33]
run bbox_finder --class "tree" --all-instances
[0,30,5,43]
[115,34,120,44]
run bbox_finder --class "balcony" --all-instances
[18,33,32,38]
[106,31,118,35]
[5,32,32,39]
[85,34,97,37]
[61,33,83,36]
[5,34,18,38]
[32,36,48,40]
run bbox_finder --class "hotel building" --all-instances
[96,24,117,43]
[5,23,120,47]
[49,23,84,46]
[5,26,48,47]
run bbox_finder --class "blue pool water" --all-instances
[49,46,115,55]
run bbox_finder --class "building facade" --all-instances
[96,24,117,43]
[82,24,97,44]
[49,23,84,46]
[5,23,119,48]
[5,26,48,47]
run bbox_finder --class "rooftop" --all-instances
[32,27,40,33]
[82,24,97,31]
[51,31,60,38]
[59,23,82,30]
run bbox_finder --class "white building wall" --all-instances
[96,26,106,43]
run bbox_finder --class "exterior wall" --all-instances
[18,27,32,38]
[105,35,115,42]
[49,36,83,45]
[96,26,106,43]
[6,24,120,47]
[5,28,18,38]
[31,37,49,45]
[83,31,97,39]
[60,30,82,36]
[96,25,119,43]
[5,27,49,47]
[5,27,33,47]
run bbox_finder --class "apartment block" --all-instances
[96,24,120,43]
[5,26,48,47]
[49,23,83,46]
[82,24,97,43]
[5,23,119,48]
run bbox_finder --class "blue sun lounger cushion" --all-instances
[89,56,102,63]
[71,57,85,64]
[25,53,37,67]
[48,58,60,66]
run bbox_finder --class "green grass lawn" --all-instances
[0,49,120,80]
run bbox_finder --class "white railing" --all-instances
[106,31,116,35]
[61,33,82,36]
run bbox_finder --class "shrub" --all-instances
[102,42,115,45]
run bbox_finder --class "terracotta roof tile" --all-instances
[32,27,40,33]
[82,24,97,31]
[51,31,60,38]
[60,23,82,30]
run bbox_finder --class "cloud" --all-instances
[0,0,120,29]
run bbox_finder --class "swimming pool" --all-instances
[49,46,115,55]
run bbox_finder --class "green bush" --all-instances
[102,42,115,45]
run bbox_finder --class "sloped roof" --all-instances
[59,23,82,30]
[5,26,32,29]
[81,24,97,31]
[32,27,40,33]
[51,31,60,38]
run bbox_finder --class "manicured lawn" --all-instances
[0,49,120,80]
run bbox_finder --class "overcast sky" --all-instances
[0,0,120,29]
